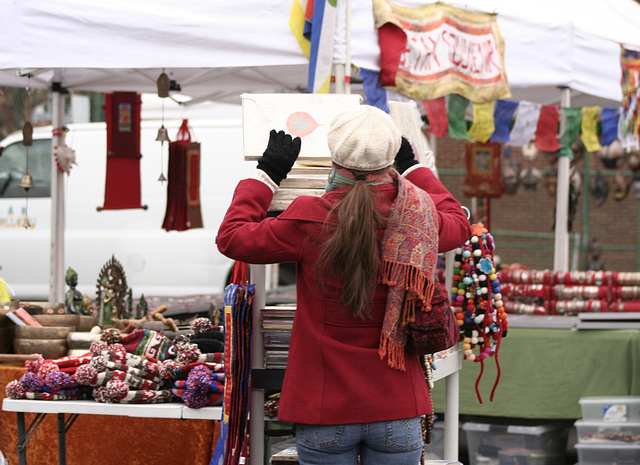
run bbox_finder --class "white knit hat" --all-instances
[327,105,401,172]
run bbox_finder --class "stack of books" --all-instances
[261,306,296,369]
[5,308,42,326]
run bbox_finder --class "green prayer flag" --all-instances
[559,107,581,148]
[447,94,470,140]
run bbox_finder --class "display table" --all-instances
[430,326,640,420]
[0,363,221,465]
[2,399,221,465]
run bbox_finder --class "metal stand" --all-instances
[15,411,79,465]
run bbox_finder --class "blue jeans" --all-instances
[295,417,424,465]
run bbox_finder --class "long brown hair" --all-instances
[316,173,387,319]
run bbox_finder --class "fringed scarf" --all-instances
[379,171,439,371]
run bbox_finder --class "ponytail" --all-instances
[317,178,385,319]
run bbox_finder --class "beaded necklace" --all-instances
[451,223,508,403]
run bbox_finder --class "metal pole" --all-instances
[333,0,351,95]
[637,201,640,271]
[49,75,66,302]
[443,370,460,461]
[581,148,591,269]
[16,412,26,465]
[553,88,571,271]
[344,0,351,95]
[57,413,67,465]
[249,264,266,465]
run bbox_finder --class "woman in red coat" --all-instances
[217,105,470,465]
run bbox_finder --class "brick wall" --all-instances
[431,135,639,272]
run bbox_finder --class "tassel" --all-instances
[379,333,406,371]
[401,298,416,328]
[381,260,435,305]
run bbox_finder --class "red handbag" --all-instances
[407,282,460,355]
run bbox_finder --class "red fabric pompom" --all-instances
[159,360,181,380]
[5,380,26,399]
[176,342,201,366]
[25,354,44,373]
[90,340,108,357]
[106,380,129,402]
[38,361,60,379]
[75,364,97,386]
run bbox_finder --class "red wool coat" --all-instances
[216,167,471,425]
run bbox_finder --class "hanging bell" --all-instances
[155,125,170,142]
[19,171,33,191]
[158,172,167,183]
[22,122,33,147]
[157,72,171,98]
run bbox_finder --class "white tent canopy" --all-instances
[1,0,640,106]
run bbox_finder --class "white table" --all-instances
[2,398,221,465]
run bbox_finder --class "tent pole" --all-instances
[49,76,66,303]
[333,0,351,95]
[249,264,266,465]
[554,88,571,271]
[344,0,351,95]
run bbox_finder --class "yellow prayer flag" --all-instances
[289,0,311,59]
[468,101,496,143]
[581,107,602,153]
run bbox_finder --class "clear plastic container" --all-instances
[462,422,569,465]
[579,396,640,422]
[575,420,640,444]
[575,443,640,464]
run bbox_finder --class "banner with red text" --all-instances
[621,45,640,142]
[373,0,510,104]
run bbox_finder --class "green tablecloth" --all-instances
[430,327,640,419]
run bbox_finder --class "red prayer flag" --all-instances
[421,98,448,138]
[534,105,560,152]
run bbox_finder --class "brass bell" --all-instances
[155,125,170,142]
[157,72,171,98]
[22,122,33,147]
[19,171,33,191]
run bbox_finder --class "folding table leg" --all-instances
[16,412,26,465]
[56,412,79,465]
[16,411,47,465]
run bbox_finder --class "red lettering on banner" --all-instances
[399,23,503,82]
[405,35,441,73]
[482,40,500,74]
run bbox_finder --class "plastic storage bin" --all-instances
[579,396,640,422]
[575,443,640,464]
[575,420,640,444]
[462,422,568,465]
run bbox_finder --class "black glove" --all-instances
[257,130,302,186]
[394,136,420,174]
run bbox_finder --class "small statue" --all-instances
[98,275,116,326]
[136,294,148,320]
[82,294,94,314]
[65,267,88,315]
[125,288,133,319]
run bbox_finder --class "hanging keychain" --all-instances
[451,222,508,403]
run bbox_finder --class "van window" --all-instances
[0,139,52,198]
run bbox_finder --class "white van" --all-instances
[0,117,259,301]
